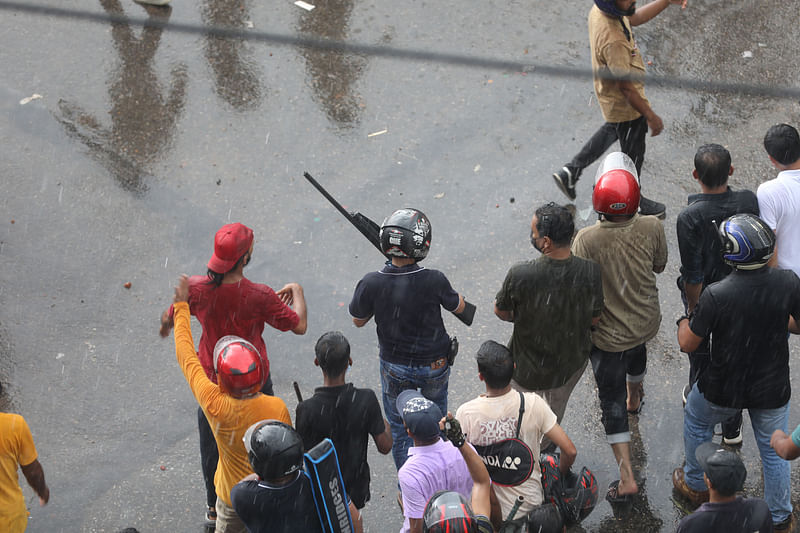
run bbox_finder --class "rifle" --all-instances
[303,171,476,327]
[303,172,387,259]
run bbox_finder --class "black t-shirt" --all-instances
[349,263,460,365]
[677,188,759,287]
[676,497,772,533]
[295,384,385,509]
[231,473,323,533]
[690,268,800,408]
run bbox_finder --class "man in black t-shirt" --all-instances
[296,331,392,531]
[494,202,603,452]
[676,144,759,444]
[231,421,323,533]
[674,214,800,531]
[349,209,469,470]
[677,442,771,533]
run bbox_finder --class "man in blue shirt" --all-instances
[349,208,468,469]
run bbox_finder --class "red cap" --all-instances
[207,223,254,273]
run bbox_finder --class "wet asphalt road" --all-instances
[1,0,800,531]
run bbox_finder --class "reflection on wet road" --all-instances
[55,0,186,194]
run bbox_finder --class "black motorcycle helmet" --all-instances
[719,214,775,270]
[422,491,476,533]
[379,208,432,261]
[243,420,304,481]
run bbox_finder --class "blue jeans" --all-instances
[380,359,449,470]
[683,383,791,523]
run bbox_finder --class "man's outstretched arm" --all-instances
[629,0,687,26]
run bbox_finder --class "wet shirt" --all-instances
[495,254,603,390]
[676,496,772,533]
[398,438,473,533]
[689,268,800,408]
[173,302,292,506]
[0,413,38,531]
[456,390,557,518]
[588,5,648,123]
[758,169,800,278]
[168,276,300,382]
[230,473,323,533]
[572,214,667,352]
[349,263,460,365]
[295,384,385,509]
[677,188,759,286]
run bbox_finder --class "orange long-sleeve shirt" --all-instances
[173,302,291,506]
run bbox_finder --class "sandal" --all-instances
[204,506,217,528]
[627,383,645,415]
[606,480,634,504]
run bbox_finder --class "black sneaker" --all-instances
[639,196,666,218]
[552,167,577,201]
[723,423,743,446]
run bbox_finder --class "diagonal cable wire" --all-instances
[2,0,799,100]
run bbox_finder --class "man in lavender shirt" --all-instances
[396,390,473,533]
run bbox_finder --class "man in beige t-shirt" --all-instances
[456,341,576,529]
[571,153,667,502]
[552,0,687,218]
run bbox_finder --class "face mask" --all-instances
[530,232,545,253]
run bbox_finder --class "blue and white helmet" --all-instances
[719,214,775,270]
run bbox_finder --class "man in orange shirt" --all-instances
[172,275,292,533]
[0,383,50,533]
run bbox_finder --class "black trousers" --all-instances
[590,343,647,438]
[198,373,274,508]
[566,115,647,181]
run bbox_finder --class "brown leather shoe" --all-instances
[672,467,709,506]
[775,513,796,533]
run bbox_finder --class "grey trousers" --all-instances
[511,359,588,451]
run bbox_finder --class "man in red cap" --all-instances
[159,222,307,528]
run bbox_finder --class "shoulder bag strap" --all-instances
[515,391,525,439]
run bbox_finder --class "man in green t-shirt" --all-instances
[494,203,603,451]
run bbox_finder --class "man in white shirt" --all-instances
[758,123,800,278]
[456,341,577,530]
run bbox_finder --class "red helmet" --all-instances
[592,152,640,216]
[213,336,266,399]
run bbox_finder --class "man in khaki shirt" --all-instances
[552,0,687,218]
[572,152,667,503]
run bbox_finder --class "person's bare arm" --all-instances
[372,419,393,455]
[159,308,174,338]
[494,302,514,322]
[790,316,799,335]
[453,294,466,315]
[653,263,666,274]
[629,0,687,26]
[408,518,423,533]
[20,459,49,506]
[277,283,307,334]
[544,424,577,473]
[771,429,800,460]
[768,242,779,268]
[684,282,702,314]
[677,318,703,353]
[352,316,371,327]
[618,81,663,136]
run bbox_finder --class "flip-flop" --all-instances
[627,383,645,415]
[627,399,645,415]
[606,480,634,504]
